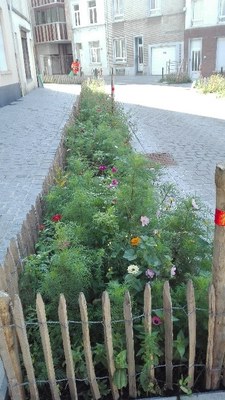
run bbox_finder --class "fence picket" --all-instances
[0,291,24,400]
[187,280,196,388]
[144,283,155,381]
[206,284,216,389]
[163,281,173,390]
[36,293,60,400]
[123,291,137,398]
[13,294,39,399]
[78,292,101,400]
[9,238,22,274]
[102,291,119,400]
[3,246,19,300]
[58,294,78,400]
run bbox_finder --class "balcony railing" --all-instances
[31,0,64,7]
[34,22,68,43]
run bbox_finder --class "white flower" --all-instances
[127,265,139,275]
[140,216,150,227]
[170,265,176,277]
[191,199,199,210]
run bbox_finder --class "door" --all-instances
[151,46,176,75]
[216,37,225,73]
[190,39,201,80]
[135,37,143,73]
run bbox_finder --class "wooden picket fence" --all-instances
[0,279,221,400]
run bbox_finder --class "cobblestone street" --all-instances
[109,78,225,215]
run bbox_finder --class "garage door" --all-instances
[216,37,225,72]
[151,46,176,75]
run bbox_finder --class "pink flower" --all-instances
[111,166,118,173]
[140,216,150,227]
[99,165,107,171]
[170,265,176,277]
[145,269,155,279]
[109,179,118,188]
[152,316,162,326]
[51,214,62,222]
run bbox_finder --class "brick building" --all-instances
[184,0,225,79]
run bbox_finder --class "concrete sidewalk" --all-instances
[142,392,225,400]
[0,83,80,265]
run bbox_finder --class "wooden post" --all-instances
[144,283,155,381]
[206,284,216,389]
[163,281,173,390]
[111,68,115,113]
[123,291,137,398]
[78,293,101,400]
[13,295,39,399]
[58,295,78,400]
[36,293,60,400]
[211,164,225,389]
[102,291,119,400]
[186,280,196,388]
[0,291,24,399]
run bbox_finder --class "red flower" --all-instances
[152,316,162,326]
[38,224,45,231]
[51,214,62,222]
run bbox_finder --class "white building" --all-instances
[66,0,109,76]
[0,0,37,107]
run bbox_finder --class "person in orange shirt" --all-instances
[71,59,80,75]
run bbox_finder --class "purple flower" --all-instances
[170,265,176,277]
[152,316,162,326]
[99,165,107,171]
[111,166,118,173]
[145,269,155,279]
[140,216,150,227]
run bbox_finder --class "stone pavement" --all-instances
[106,77,225,216]
[0,83,80,265]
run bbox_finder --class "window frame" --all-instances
[21,29,32,80]
[89,40,101,63]
[191,0,204,26]
[113,0,124,20]
[219,0,225,21]
[113,38,127,63]
[149,0,161,16]
[88,0,97,24]
[74,4,80,26]
[0,16,8,72]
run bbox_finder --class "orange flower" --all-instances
[130,237,141,246]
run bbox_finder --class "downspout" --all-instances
[7,0,24,96]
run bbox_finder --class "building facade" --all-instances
[30,0,73,76]
[108,0,185,76]
[0,0,37,107]
[67,0,109,76]
[184,0,225,79]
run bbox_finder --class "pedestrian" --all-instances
[71,59,80,75]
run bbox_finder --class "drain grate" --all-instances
[145,152,176,166]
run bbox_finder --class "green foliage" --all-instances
[194,73,225,96]
[19,78,213,398]
[161,72,192,84]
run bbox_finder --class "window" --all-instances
[114,0,124,19]
[21,30,31,80]
[149,0,161,16]
[191,50,201,71]
[74,4,80,26]
[89,41,101,63]
[75,42,82,60]
[35,7,66,25]
[0,22,7,71]
[192,0,204,26]
[219,0,225,21]
[113,38,126,62]
[88,1,97,24]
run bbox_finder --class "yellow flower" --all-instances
[130,237,141,246]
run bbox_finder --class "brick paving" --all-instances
[108,78,225,215]
[0,84,80,264]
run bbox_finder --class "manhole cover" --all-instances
[145,152,176,166]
